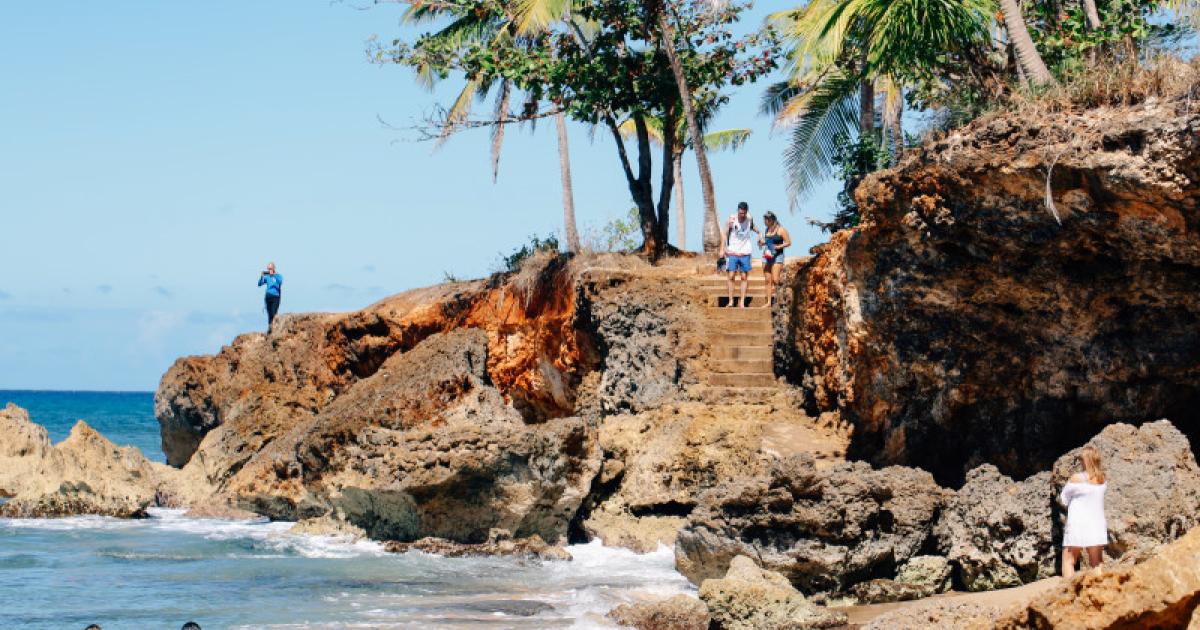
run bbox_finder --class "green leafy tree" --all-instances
[388,0,776,259]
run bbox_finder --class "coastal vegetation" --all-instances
[380,0,1193,249]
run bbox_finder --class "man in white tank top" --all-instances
[725,201,759,307]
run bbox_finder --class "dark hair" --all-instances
[737,201,749,210]
[763,211,778,222]
[85,626,102,630]
[182,623,202,630]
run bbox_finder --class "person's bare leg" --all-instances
[763,265,773,305]
[1086,546,1104,573]
[1062,547,1079,579]
[739,272,749,307]
[726,271,735,307]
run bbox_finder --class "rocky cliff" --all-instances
[783,98,1200,484]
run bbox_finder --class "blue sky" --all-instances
[0,1,840,391]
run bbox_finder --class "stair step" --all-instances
[710,359,773,374]
[704,372,780,387]
[709,332,774,345]
[711,345,773,360]
[709,296,771,308]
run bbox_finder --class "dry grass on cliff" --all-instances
[1012,54,1200,113]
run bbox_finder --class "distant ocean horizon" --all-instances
[0,389,164,463]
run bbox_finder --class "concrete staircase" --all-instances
[699,275,777,388]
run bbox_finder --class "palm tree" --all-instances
[619,115,750,248]
[998,0,1055,85]
[767,0,993,202]
[646,1,724,254]
[401,0,584,251]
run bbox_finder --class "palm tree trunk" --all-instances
[656,11,720,254]
[859,79,875,137]
[1000,0,1056,86]
[1082,0,1102,29]
[555,110,580,252]
[673,152,686,248]
[889,99,903,166]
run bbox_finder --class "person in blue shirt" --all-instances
[258,262,283,332]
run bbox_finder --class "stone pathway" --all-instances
[698,272,777,389]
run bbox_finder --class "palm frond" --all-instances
[781,71,860,206]
[1163,0,1200,26]
[491,79,513,182]
[760,81,803,118]
[514,0,576,35]
[703,128,752,152]
[616,117,666,146]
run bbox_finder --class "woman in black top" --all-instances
[759,211,791,305]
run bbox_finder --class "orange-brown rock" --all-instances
[784,98,1200,484]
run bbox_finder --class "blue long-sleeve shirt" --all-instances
[258,273,283,297]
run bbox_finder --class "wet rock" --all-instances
[676,454,948,594]
[182,500,261,520]
[849,578,935,604]
[895,555,952,593]
[698,556,847,630]
[934,465,1056,591]
[289,515,367,541]
[606,594,710,630]
[383,534,571,561]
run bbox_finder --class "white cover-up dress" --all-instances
[1059,479,1108,548]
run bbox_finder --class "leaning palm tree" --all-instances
[618,115,750,247]
[768,0,994,202]
[997,0,1055,85]
[401,0,584,251]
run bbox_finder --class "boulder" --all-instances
[849,579,934,604]
[606,595,710,630]
[698,556,847,630]
[993,524,1200,629]
[895,555,953,593]
[1050,420,1200,558]
[934,465,1056,591]
[676,454,949,594]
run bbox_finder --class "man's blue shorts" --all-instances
[727,255,752,273]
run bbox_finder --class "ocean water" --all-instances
[0,392,692,629]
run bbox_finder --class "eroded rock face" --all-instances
[698,555,847,630]
[156,257,601,468]
[934,465,1056,591]
[676,454,948,594]
[0,403,186,518]
[895,555,953,593]
[212,328,600,544]
[786,100,1200,483]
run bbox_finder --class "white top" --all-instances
[725,215,755,256]
[1059,479,1108,548]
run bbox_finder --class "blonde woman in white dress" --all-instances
[1058,445,1108,578]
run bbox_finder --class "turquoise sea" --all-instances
[0,391,690,629]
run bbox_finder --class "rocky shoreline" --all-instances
[4,97,1200,628]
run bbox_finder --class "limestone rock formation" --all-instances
[934,465,1056,591]
[0,403,186,518]
[581,391,847,553]
[209,328,601,544]
[606,595,710,630]
[1050,419,1200,558]
[784,98,1200,483]
[849,579,935,604]
[676,454,948,593]
[992,525,1200,629]
[895,555,953,593]
[698,555,847,630]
